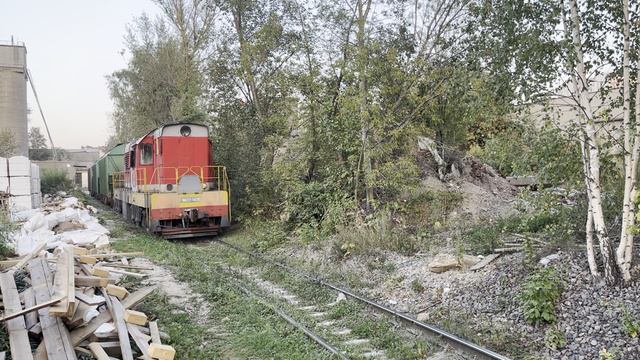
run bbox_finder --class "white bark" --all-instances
[618,0,637,282]
[567,0,619,284]
[580,132,600,276]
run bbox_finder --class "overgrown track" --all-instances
[234,282,349,360]
[216,239,512,360]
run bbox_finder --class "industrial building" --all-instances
[0,41,28,157]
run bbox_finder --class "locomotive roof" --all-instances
[133,123,208,145]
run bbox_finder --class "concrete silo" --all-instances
[0,42,28,157]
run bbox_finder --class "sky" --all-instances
[0,0,160,149]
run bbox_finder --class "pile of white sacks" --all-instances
[0,156,42,209]
[10,195,109,257]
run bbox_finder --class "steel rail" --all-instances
[216,239,512,360]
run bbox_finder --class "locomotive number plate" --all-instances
[181,197,201,203]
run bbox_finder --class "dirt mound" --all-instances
[416,138,517,221]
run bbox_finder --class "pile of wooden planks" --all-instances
[0,244,176,360]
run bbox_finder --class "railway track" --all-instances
[215,239,512,360]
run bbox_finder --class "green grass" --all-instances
[113,233,336,359]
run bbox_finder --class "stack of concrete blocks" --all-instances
[31,163,42,208]
[0,157,8,194]
[0,156,42,210]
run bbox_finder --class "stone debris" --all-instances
[428,253,479,273]
[0,194,175,360]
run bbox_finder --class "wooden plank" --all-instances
[28,258,77,360]
[97,263,153,271]
[88,342,111,360]
[0,296,62,322]
[127,323,151,360]
[148,344,175,360]
[494,247,523,253]
[69,286,157,346]
[100,267,146,278]
[74,275,115,287]
[149,320,161,344]
[0,272,33,360]
[75,292,106,306]
[49,247,76,317]
[106,284,129,299]
[22,287,38,328]
[88,252,144,259]
[121,286,156,309]
[469,253,502,271]
[104,294,134,360]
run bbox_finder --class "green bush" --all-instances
[41,170,74,195]
[545,326,567,350]
[519,267,564,325]
[622,307,640,338]
[0,210,16,259]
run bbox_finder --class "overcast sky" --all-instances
[0,1,160,149]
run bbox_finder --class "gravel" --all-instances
[283,243,640,359]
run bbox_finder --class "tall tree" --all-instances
[28,127,50,161]
[0,130,17,158]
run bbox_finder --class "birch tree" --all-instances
[617,0,639,283]
[566,0,620,285]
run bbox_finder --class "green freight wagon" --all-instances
[96,144,125,203]
[89,164,98,196]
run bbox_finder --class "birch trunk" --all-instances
[581,133,600,276]
[617,0,635,282]
[568,0,620,285]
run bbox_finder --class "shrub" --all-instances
[41,170,73,195]
[519,267,564,325]
[247,220,288,252]
[545,326,567,350]
[332,209,419,257]
[622,307,640,338]
[0,210,15,259]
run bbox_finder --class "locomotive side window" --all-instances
[130,147,136,167]
[141,143,154,165]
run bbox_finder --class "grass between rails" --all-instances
[112,230,336,359]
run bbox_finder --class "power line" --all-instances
[25,69,57,160]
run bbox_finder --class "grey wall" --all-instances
[0,44,28,157]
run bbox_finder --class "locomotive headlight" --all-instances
[180,125,192,137]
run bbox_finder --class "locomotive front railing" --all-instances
[112,166,229,193]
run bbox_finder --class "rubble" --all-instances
[428,253,480,273]
[0,194,174,359]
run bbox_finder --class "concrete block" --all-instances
[9,176,31,195]
[0,177,8,193]
[0,157,7,177]
[31,193,42,208]
[10,195,32,210]
[31,178,40,194]
[8,156,31,177]
[30,163,39,179]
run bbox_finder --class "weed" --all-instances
[544,326,567,350]
[333,210,419,257]
[0,210,16,259]
[599,347,619,360]
[519,267,564,325]
[622,307,640,338]
[410,279,425,293]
